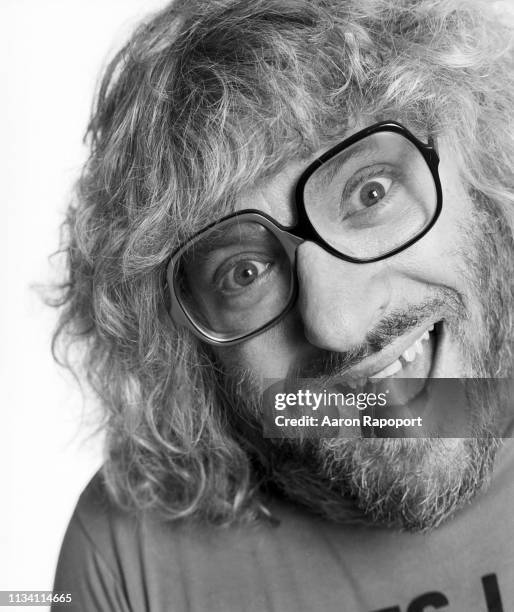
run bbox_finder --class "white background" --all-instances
[1,0,166,600]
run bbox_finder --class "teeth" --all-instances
[370,359,402,379]
[346,325,435,385]
[402,346,417,362]
[413,339,424,355]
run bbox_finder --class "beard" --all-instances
[218,195,514,532]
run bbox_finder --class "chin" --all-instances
[267,434,500,533]
[318,436,500,532]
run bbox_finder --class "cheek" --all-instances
[214,316,307,379]
[391,159,475,295]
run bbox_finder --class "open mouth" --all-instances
[344,322,440,390]
[337,322,445,437]
[325,322,445,437]
[262,323,450,440]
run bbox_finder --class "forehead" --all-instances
[232,119,378,226]
[235,158,310,226]
[231,117,433,227]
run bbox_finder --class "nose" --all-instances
[295,242,392,352]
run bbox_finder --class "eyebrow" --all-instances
[313,138,381,187]
[188,221,272,255]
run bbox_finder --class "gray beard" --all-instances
[220,197,514,532]
[261,437,500,532]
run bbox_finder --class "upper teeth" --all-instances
[347,325,434,386]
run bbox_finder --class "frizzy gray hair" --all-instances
[52,0,514,523]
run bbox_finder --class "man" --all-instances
[52,0,514,610]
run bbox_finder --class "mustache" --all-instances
[289,294,464,381]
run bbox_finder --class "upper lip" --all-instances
[339,322,438,382]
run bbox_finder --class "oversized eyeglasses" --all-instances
[167,121,442,345]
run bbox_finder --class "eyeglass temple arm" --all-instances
[427,134,438,154]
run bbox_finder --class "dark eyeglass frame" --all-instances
[167,121,442,345]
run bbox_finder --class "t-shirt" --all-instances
[53,441,514,612]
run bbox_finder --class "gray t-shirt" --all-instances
[53,441,514,611]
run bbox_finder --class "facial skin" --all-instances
[222,140,481,378]
[211,125,514,531]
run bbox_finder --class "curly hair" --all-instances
[52,0,514,524]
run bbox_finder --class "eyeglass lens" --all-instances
[174,220,295,340]
[304,131,437,259]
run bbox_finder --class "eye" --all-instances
[357,177,392,208]
[219,259,271,291]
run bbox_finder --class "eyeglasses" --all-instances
[167,121,442,345]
